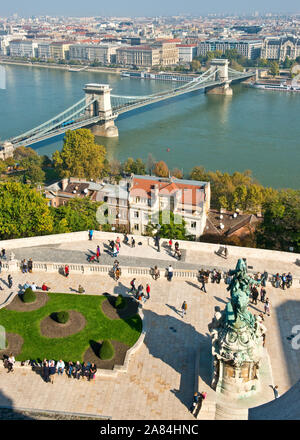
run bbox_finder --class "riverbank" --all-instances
[0,58,122,75]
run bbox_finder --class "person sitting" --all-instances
[30,282,37,292]
[78,285,85,294]
[24,281,31,290]
[73,361,82,380]
[41,283,50,291]
[88,363,97,381]
[67,362,74,378]
[82,362,90,380]
[56,359,65,375]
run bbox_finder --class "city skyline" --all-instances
[1,0,300,17]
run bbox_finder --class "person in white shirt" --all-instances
[30,282,37,292]
[167,265,174,281]
[7,353,15,373]
[56,359,65,375]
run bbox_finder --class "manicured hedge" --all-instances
[55,311,69,324]
[22,288,36,303]
[99,339,115,360]
[115,295,126,310]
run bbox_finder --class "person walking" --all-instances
[145,283,150,300]
[154,235,160,252]
[22,259,28,273]
[199,274,207,293]
[116,236,121,249]
[1,249,6,259]
[273,385,280,399]
[8,274,13,289]
[112,244,118,258]
[131,237,135,248]
[167,265,173,282]
[181,301,187,318]
[251,286,259,305]
[168,238,173,251]
[190,392,200,414]
[88,229,94,241]
[261,271,268,287]
[7,353,15,373]
[224,246,228,259]
[260,287,266,303]
[0,259,2,274]
[136,284,144,300]
[197,391,207,413]
[129,278,136,294]
[152,266,160,280]
[96,245,101,262]
[264,298,271,316]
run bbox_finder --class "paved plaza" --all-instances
[0,250,299,419]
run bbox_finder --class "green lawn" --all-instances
[0,293,142,362]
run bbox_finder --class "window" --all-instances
[134,211,139,218]
[136,196,140,203]
[191,221,197,229]
[134,224,139,231]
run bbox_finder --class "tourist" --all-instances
[0,260,2,274]
[154,235,160,252]
[49,360,56,384]
[115,266,121,281]
[42,360,50,383]
[8,274,13,289]
[67,362,74,378]
[116,236,121,248]
[281,273,287,290]
[260,287,266,303]
[73,361,82,380]
[31,282,37,292]
[96,245,101,262]
[215,271,221,284]
[64,265,69,278]
[211,269,217,283]
[28,258,33,273]
[7,353,15,373]
[56,359,65,375]
[264,298,271,316]
[152,266,160,280]
[273,385,280,399]
[197,391,207,413]
[1,249,6,259]
[123,234,129,245]
[22,259,28,273]
[287,272,293,288]
[274,273,280,288]
[145,284,150,300]
[167,265,174,282]
[251,286,259,305]
[168,238,173,251]
[131,237,135,248]
[190,392,200,414]
[174,242,179,252]
[88,363,97,381]
[136,284,144,300]
[82,362,90,380]
[224,246,228,259]
[112,244,118,258]
[88,229,94,241]
[129,278,136,294]
[78,285,85,294]
[109,240,115,253]
[41,282,50,292]
[261,271,268,287]
[115,242,120,255]
[181,301,187,318]
[199,274,207,293]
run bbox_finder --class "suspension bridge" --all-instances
[3,59,254,149]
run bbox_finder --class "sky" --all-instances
[1,0,300,17]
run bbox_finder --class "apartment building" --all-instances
[9,39,38,57]
[116,45,160,67]
[197,39,262,59]
[261,36,300,61]
[69,43,118,64]
[152,40,179,65]
[49,42,71,60]
[128,175,210,239]
[176,44,197,63]
[37,41,51,59]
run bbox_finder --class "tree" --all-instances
[14,146,37,161]
[190,166,208,182]
[146,153,156,175]
[123,157,146,175]
[256,189,300,252]
[22,161,45,184]
[171,168,183,179]
[269,61,279,77]
[153,161,169,177]
[230,60,244,72]
[53,129,106,180]
[51,197,101,233]
[0,181,53,239]
[147,211,190,240]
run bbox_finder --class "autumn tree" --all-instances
[0,181,53,239]
[53,129,106,180]
[171,168,183,179]
[153,160,169,177]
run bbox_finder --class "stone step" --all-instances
[215,403,248,420]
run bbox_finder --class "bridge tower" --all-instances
[83,83,118,138]
[206,59,233,96]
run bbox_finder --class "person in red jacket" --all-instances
[146,283,150,300]
[64,265,69,277]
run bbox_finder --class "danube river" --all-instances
[0,64,299,189]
